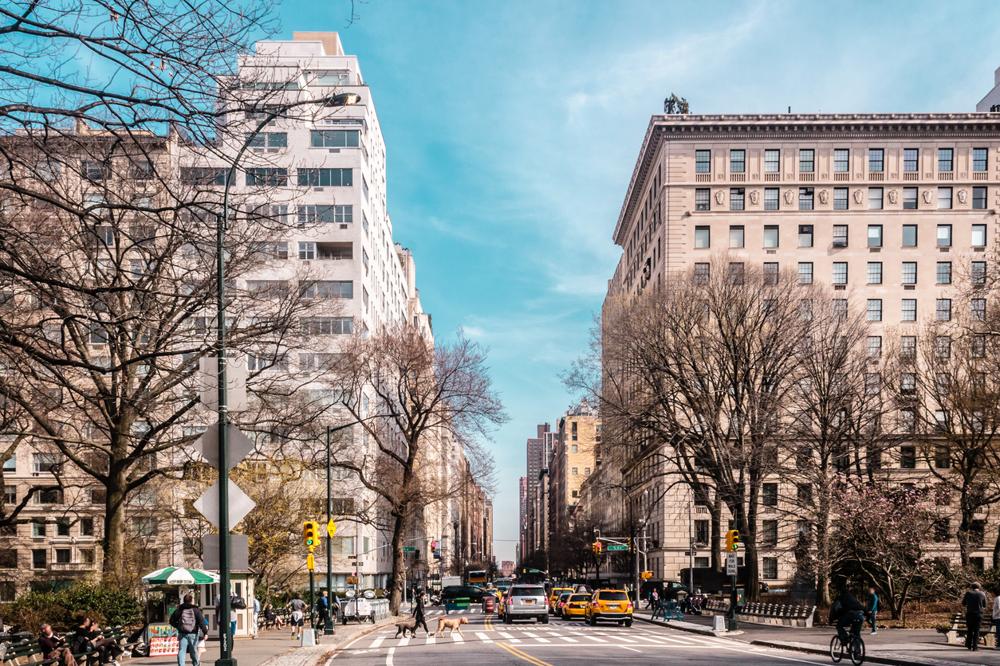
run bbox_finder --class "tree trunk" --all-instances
[388,505,408,614]
[711,495,722,571]
[992,522,1000,569]
[742,493,761,602]
[101,473,127,584]
[957,500,972,567]
[816,488,832,607]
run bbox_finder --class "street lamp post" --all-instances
[325,426,335,635]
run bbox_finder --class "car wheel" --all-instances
[625,620,633,628]
[542,614,549,624]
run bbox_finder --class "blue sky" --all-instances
[276,0,1000,562]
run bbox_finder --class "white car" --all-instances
[503,585,549,624]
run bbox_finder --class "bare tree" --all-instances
[332,326,504,612]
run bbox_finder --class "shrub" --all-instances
[3,583,142,631]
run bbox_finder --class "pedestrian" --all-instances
[288,594,306,640]
[251,597,260,639]
[39,623,77,666]
[865,585,879,635]
[993,589,1000,648]
[412,589,429,635]
[316,591,331,631]
[962,581,987,651]
[169,593,207,666]
[648,588,659,611]
[213,596,237,645]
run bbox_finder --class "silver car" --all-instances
[503,584,549,624]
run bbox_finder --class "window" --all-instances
[868,187,883,210]
[798,262,813,285]
[571,422,578,440]
[973,187,987,210]
[763,226,779,248]
[37,488,62,505]
[297,242,316,260]
[762,557,778,580]
[297,168,353,187]
[937,187,952,210]
[900,187,918,210]
[832,225,848,247]
[936,262,952,285]
[32,520,45,537]
[938,147,954,172]
[764,188,779,211]
[180,167,226,186]
[727,262,745,285]
[248,132,287,149]
[694,226,710,249]
[935,336,951,360]
[3,485,13,504]
[866,299,882,322]
[302,281,353,299]
[729,149,745,174]
[936,298,952,321]
[695,188,710,211]
[799,187,814,211]
[972,335,986,358]
[867,262,882,284]
[2,457,14,473]
[935,444,951,468]
[301,317,354,335]
[310,130,360,148]
[900,372,916,394]
[764,150,780,173]
[972,261,987,287]
[972,224,987,248]
[763,262,779,285]
[902,224,918,247]
[761,520,779,547]
[81,160,109,182]
[694,520,709,545]
[570,444,578,453]
[900,446,916,469]
[32,453,59,473]
[571,467,578,476]
[903,148,919,173]
[867,224,883,248]
[867,336,882,358]
[730,188,745,211]
[244,168,287,186]
[832,262,847,285]
[901,299,917,322]
[973,147,988,172]
[80,518,94,537]
[56,519,70,537]
[693,263,710,284]
[868,148,884,173]
[833,187,849,210]
[798,224,814,248]
[762,483,778,507]
[729,225,744,249]
[937,224,952,248]
[901,335,916,358]
[32,549,46,569]
[901,261,917,285]
[833,148,849,173]
[695,150,711,173]
[932,519,950,542]
[799,149,815,173]
[972,298,987,321]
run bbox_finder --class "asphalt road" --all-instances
[326,608,836,665]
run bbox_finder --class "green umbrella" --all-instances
[142,566,220,586]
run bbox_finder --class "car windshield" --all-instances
[559,592,572,600]
[599,591,629,601]
[510,586,545,597]
[570,594,590,602]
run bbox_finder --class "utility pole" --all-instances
[324,427,335,636]
[688,493,695,594]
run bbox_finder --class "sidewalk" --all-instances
[635,609,1000,665]
[134,619,401,666]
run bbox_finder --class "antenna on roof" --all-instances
[787,106,792,113]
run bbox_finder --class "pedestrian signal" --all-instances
[591,540,603,555]
[303,520,320,549]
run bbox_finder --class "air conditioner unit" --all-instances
[328,149,341,153]
[339,224,348,230]
[315,188,325,192]
[267,148,278,154]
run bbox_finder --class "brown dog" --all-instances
[394,617,417,638]
[434,616,468,637]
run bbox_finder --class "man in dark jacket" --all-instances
[412,589,429,635]
[830,587,865,644]
[169,593,207,666]
[39,624,77,666]
[962,582,987,651]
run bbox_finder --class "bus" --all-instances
[466,569,488,585]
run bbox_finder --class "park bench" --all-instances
[945,612,996,647]
[1,626,139,666]
[649,600,684,622]
[700,599,816,628]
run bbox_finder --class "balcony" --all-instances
[938,171,954,181]
[49,561,95,572]
[729,173,746,183]
[974,171,988,181]
[695,173,712,183]
[868,172,884,182]
[316,242,352,261]
[903,172,919,181]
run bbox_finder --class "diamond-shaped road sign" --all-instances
[199,423,255,469]
[327,520,337,538]
[194,480,256,529]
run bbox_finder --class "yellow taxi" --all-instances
[585,589,633,627]
[560,592,592,620]
[548,587,574,615]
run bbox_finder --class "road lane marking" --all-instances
[495,642,552,666]
[452,632,465,642]
[475,632,492,642]
[497,631,513,639]
[385,646,394,666]
[557,635,576,643]
[425,635,436,645]
[369,636,385,649]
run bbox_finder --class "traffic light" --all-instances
[303,520,320,550]
[725,529,740,552]
[591,540,603,555]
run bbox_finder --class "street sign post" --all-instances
[326,520,337,538]
[606,544,629,552]
[726,552,738,576]
[193,480,256,529]
[402,546,416,553]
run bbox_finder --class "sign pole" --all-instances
[325,427,335,635]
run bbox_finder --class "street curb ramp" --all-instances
[259,615,404,666]
[635,613,742,637]
[749,639,979,666]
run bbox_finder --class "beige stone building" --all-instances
[548,402,599,551]
[602,111,1000,588]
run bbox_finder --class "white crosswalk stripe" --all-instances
[451,632,464,642]
[474,632,492,642]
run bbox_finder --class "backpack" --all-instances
[230,595,247,610]
[178,607,198,634]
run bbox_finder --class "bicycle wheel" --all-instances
[849,636,865,666]
[829,635,844,663]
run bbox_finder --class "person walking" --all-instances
[962,581,988,651]
[865,585,879,635]
[412,589,429,635]
[288,594,306,641]
[648,588,659,611]
[992,590,1000,648]
[39,624,77,666]
[316,591,331,632]
[251,597,260,639]
[170,594,207,666]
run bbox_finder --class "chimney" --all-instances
[292,31,344,56]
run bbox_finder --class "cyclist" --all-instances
[830,585,865,645]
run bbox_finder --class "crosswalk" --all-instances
[370,622,733,650]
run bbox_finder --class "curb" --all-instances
[260,616,402,666]
[749,639,976,666]
[634,613,741,637]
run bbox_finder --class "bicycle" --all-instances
[829,623,865,666]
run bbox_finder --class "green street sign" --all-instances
[606,544,629,552]
[402,546,416,552]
